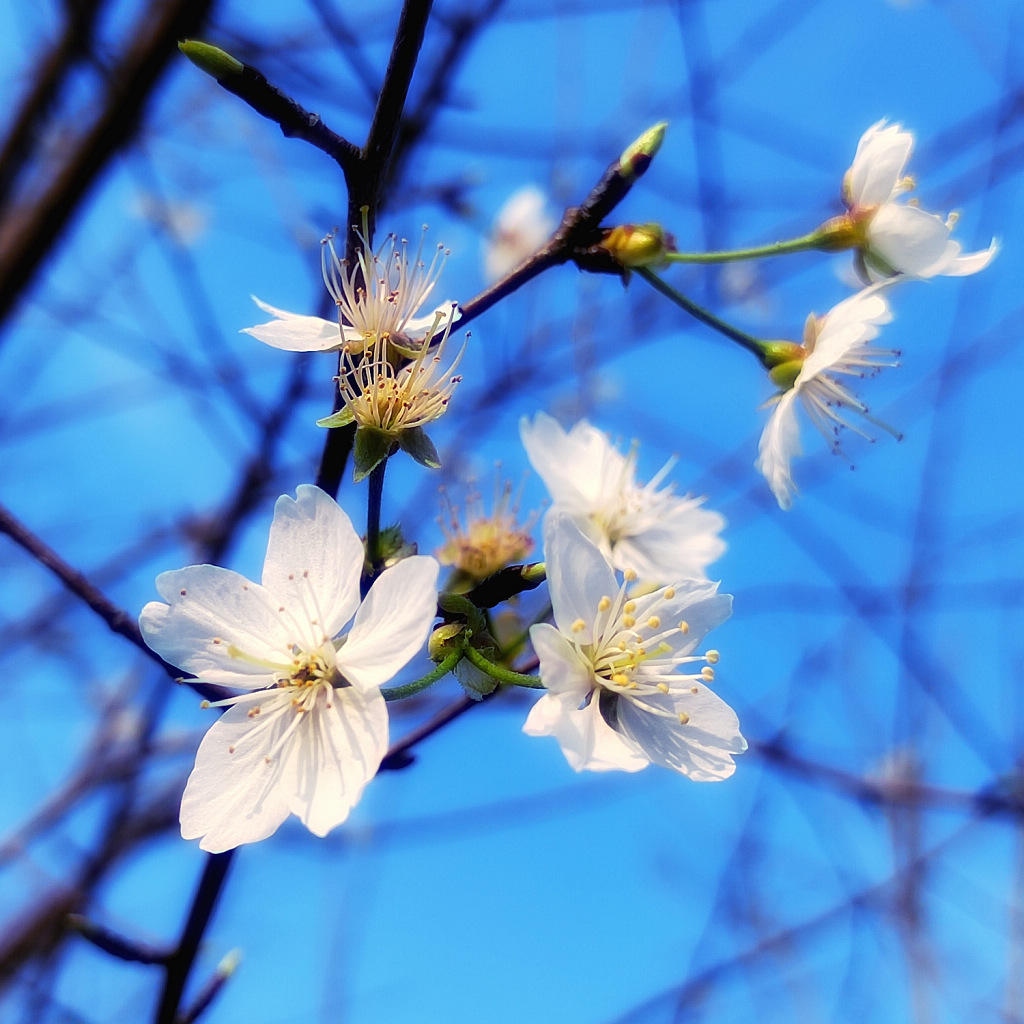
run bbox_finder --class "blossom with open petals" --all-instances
[834,120,997,280]
[756,285,899,510]
[243,228,458,354]
[525,514,745,779]
[139,486,439,852]
[520,413,724,582]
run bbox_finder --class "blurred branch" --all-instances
[0,0,105,215]
[0,0,218,331]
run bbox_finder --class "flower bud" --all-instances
[599,223,675,269]
[178,40,244,81]
[618,122,667,182]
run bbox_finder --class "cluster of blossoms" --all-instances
[752,120,995,507]
[140,116,992,853]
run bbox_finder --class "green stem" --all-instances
[381,649,463,701]
[462,645,545,689]
[664,228,827,265]
[637,266,769,365]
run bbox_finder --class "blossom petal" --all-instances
[611,500,727,582]
[140,566,291,687]
[285,686,388,836]
[755,391,801,510]
[543,513,619,643]
[179,694,296,851]
[847,120,913,208]
[242,297,342,352]
[520,413,621,512]
[616,684,746,780]
[529,622,594,699]
[632,584,732,656]
[800,284,892,379]
[868,204,955,277]
[926,236,998,277]
[524,692,648,773]
[262,486,363,642]
[339,555,439,690]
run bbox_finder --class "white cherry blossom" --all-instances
[756,285,899,510]
[525,513,744,779]
[520,412,725,582]
[484,186,555,281]
[244,228,458,354]
[139,486,439,852]
[841,120,997,280]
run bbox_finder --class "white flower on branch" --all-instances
[836,120,997,280]
[243,227,459,354]
[520,412,725,583]
[139,486,439,852]
[525,514,745,779]
[756,285,900,510]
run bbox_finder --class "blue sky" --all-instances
[0,0,1021,1021]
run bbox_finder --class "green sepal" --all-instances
[353,427,393,483]
[316,407,355,429]
[398,426,441,469]
[178,40,244,81]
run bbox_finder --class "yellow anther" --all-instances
[612,673,629,686]
[622,615,636,629]
[690,686,699,694]
[679,621,689,634]
[625,569,638,582]
[571,618,586,633]
[678,712,690,725]
[598,596,611,612]
[656,683,670,694]
[647,616,660,629]
[701,666,715,681]
[199,700,211,709]
[663,587,675,599]
[624,601,636,614]
[706,649,720,665]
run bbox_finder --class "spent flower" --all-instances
[756,284,899,509]
[139,486,439,852]
[525,514,745,778]
[520,412,724,582]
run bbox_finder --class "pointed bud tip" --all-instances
[178,40,244,80]
[618,122,668,180]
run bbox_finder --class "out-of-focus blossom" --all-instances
[139,486,439,852]
[525,514,745,779]
[484,186,555,281]
[520,413,725,582]
[756,285,898,509]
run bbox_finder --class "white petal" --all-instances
[847,121,913,208]
[339,555,439,690]
[403,301,461,338]
[262,486,363,643]
[800,284,892,379]
[632,584,732,656]
[868,203,954,277]
[611,500,726,581]
[242,297,342,352]
[523,691,648,773]
[543,513,619,642]
[520,413,618,512]
[529,622,594,699]
[616,685,746,780]
[755,391,801,510]
[926,236,998,277]
[179,694,296,851]
[140,566,291,687]
[285,686,388,836]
